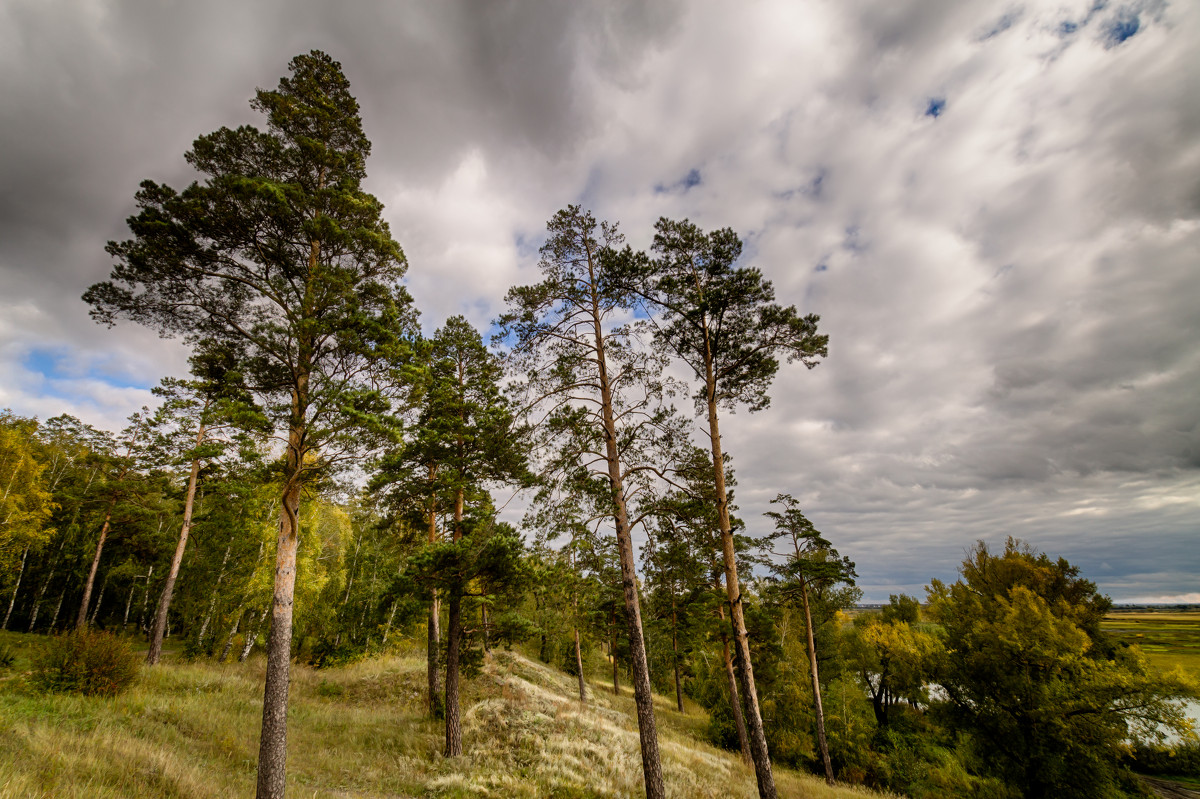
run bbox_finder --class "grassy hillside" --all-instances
[0,630,888,799]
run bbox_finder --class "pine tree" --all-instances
[83,51,413,799]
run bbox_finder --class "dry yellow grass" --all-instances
[0,631,888,798]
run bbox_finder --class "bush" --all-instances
[33,630,140,697]
[0,642,16,669]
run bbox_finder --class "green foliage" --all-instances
[1127,741,1200,778]
[33,630,140,697]
[928,538,1199,799]
[0,642,15,668]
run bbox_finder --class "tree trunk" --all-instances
[574,624,586,704]
[707,393,776,799]
[147,421,206,665]
[138,565,153,635]
[801,583,834,785]
[76,507,113,629]
[444,486,465,757]
[89,571,109,626]
[426,492,442,718]
[255,383,307,799]
[588,274,664,799]
[197,540,232,649]
[240,610,264,662]
[444,582,463,757]
[2,545,28,630]
[611,608,620,695]
[49,589,64,631]
[220,610,242,662]
[671,593,684,713]
[29,538,67,632]
[428,590,442,718]
[720,604,752,765]
[123,577,138,631]
[382,600,397,645]
[481,603,490,655]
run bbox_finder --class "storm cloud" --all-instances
[1,0,1196,601]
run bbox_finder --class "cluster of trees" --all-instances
[2,50,1193,799]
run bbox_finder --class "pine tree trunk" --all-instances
[76,507,113,629]
[481,603,490,655]
[444,486,465,757]
[2,545,28,630]
[672,594,684,713]
[802,583,834,784]
[148,422,205,665]
[428,590,442,718]
[255,386,307,799]
[589,278,664,799]
[707,393,776,799]
[720,604,752,765]
[444,584,463,757]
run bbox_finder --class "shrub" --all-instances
[0,642,16,668]
[33,630,140,697]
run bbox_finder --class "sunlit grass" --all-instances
[1103,610,1200,679]
[0,629,886,798]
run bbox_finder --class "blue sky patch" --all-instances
[654,168,703,195]
[1102,9,1140,47]
[23,346,153,393]
[976,9,1023,41]
[925,97,947,118]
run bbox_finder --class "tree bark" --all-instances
[2,545,28,630]
[801,583,834,784]
[588,260,665,799]
[611,608,620,695]
[444,486,465,757]
[138,565,153,635]
[574,624,587,704]
[89,571,109,626]
[720,604,752,765]
[197,540,232,649]
[147,420,206,665]
[240,609,264,662]
[49,589,64,631]
[255,372,307,799]
[220,610,242,662]
[672,594,684,713]
[426,488,442,718]
[29,537,67,632]
[707,393,777,799]
[76,507,113,629]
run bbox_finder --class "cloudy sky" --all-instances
[1,0,1196,602]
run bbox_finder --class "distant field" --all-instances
[1102,610,1200,679]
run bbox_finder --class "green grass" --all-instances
[1102,610,1200,679]
[0,630,888,798]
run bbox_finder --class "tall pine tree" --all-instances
[84,51,413,799]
